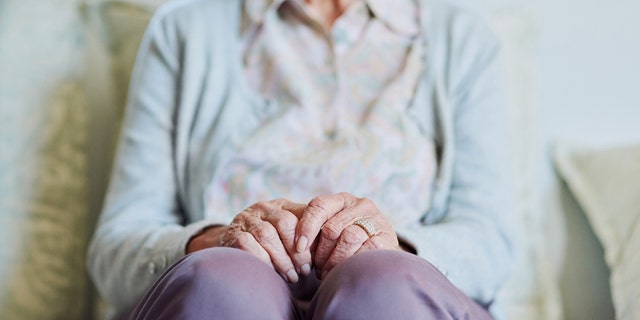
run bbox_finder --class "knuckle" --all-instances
[337,192,351,198]
[251,201,269,212]
[339,192,359,208]
[274,198,290,206]
[342,226,366,244]
[230,215,243,225]
[275,214,297,231]
[339,192,354,202]
[321,222,343,240]
[240,207,260,219]
[251,224,279,243]
[308,196,330,212]
[234,232,253,248]
[358,197,375,209]
[220,226,239,247]
[222,232,243,249]
[272,198,284,207]
[219,234,232,247]
[232,211,249,223]
[292,250,312,265]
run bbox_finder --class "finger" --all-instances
[220,227,273,269]
[240,214,299,283]
[312,216,345,275]
[280,201,307,219]
[317,224,369,279]
[355,232,399,254]
[295,193,357,253]
[261,207,312,276]
[321,197,379,231]
[312,198,378,271]
[251,199,312,275]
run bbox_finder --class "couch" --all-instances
[1,0,633,319]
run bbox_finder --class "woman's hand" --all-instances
[186,199,312,283]
[295,193,402,279]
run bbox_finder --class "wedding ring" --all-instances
[353,219,377,238]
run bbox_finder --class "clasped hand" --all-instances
[187,193,401,283]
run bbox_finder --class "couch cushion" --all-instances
[0,1,89,318]
[555,144,640,320]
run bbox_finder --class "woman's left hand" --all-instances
[294,192,402,279]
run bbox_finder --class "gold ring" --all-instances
[353,219,377,238]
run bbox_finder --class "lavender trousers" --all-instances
[127,247,492,320]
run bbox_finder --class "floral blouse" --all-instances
[204,0,437,228]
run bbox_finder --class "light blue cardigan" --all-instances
[88,0,517,315]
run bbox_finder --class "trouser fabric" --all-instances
[126,247,492,320]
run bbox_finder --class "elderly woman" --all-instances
[88,0,516,318]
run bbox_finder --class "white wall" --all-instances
[467,0,640,146]
[534,0,640,147]
[533,3,640,319]
[464,0,640,319]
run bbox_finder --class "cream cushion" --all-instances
[0,1,89,319]
[555,144,640,320]
[490,10,561,320]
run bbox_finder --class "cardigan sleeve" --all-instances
[395,12,517,306]
[86,7,219,312]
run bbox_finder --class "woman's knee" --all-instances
[320,250,433,294]
[130,247,300,319]
[176,247,277,290]
[309,250,485,320]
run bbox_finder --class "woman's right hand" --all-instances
[186,199,311,283]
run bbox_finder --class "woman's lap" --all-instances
[127,248,491,320]
[126,247,301,319]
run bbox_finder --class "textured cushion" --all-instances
[490,10,562,320]
[95,1,160,115]
[555,144,640,320]
[0,1,89,318]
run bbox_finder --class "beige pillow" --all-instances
[491,10,562,320]
[94,1,159,115]
[0,1,89,319]
[555,144,640,320]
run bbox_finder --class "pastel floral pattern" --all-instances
[205,0,437,228]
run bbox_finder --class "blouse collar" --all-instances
[244,0,418,36]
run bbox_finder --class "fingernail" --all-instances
[320,270,328,280]
[301,263,311,276]
[296,236,308,253]
[287,269,299,283]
